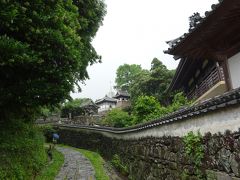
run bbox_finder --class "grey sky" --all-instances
[71,0,218,100]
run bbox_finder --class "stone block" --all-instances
[168,161,178,170]
[230,154,240,176]
[218,148,232,173]
[232,177,240,180]
[206,170,239,180]
[206,170,217,180]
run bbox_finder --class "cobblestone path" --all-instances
[55,146,95,180]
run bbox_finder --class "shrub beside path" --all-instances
[55,146,95,180]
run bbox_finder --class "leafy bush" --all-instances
[169,92,191,112]
[133,95,169,124]
[111,154,128,176]
[183,131,204,179]
[133,96,160,122]
[131,92,191,125]
[102,109,133,128]
[0,120,47,179]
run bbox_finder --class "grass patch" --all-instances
[78,149,109,180]
[60,145,109,180]
[36,146,64,180]
[0,121,47,179]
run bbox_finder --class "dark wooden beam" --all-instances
[215,55,232,90]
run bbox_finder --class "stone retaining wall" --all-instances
[56,127,240,180]
[53,88,240,179]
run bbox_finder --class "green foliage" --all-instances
[183,131,204,179]
[0,1,106,178]
[102,93,190,127]
[36,148,64,180]
[114,59,175,105]
[0,121,47,179]
[102,108,133,128]
[115,64,143,91]
[61,98,92,118]
[129,58,175,105]
[181,169,189,180]
[100,92,190,127]
[133,95,162,123]
[111,154,128,176]
[39,105,61,120]
[0,0,106,121]
[168,92,191,112]
[129,69,151,103]
[131,92,190,124]
[40,107,51,119]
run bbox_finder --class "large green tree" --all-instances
[128,69,151,103]
[0,0,106,121]
[0,1,106,178]
[115,64,143,91]
[130,58,175,104]
[61,98,92,118]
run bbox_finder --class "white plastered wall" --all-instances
[75,105,240,140]
[228,52,240,89]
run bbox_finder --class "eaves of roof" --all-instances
[164,0,224,58]
[95,97,117,104]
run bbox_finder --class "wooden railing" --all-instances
[187,66,225,99]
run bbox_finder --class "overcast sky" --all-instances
[71,0,219,100]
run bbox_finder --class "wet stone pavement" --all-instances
[55,146,95,180]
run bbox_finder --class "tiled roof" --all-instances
[95,96,117,104]
[114,90,130,98]
[164,0,224,57]
[80,99,98,108]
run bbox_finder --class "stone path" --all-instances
[55,146,95,180]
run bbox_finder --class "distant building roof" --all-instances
[113,90,130,99]
[95,95,117,104]
[80,99,99,109]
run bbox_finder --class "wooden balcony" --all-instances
[187,66,225,100]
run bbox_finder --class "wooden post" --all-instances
[221,60,232,90]
[214,54,232,90]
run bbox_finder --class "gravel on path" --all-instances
[55,146,95,180]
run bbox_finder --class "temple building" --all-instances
[164,0,240,102]
[95,91,131,114]
[113,90,131,109]
[95,95,117,113]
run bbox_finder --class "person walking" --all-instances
[52,133,60,145]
